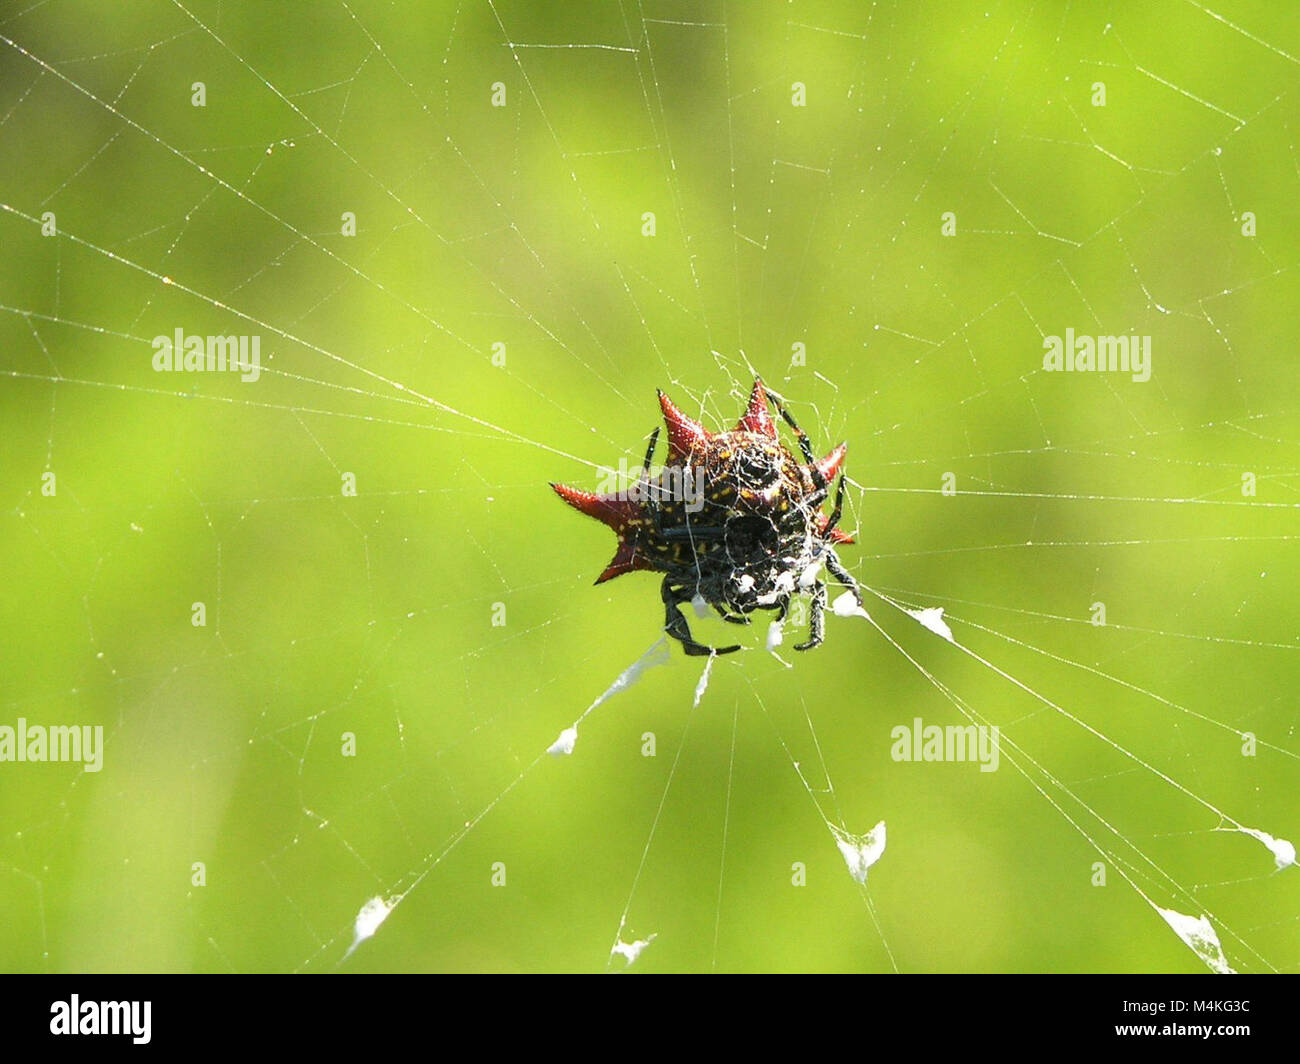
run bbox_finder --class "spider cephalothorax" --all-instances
[551,378,862,655]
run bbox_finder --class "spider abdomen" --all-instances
[552,378,861,654]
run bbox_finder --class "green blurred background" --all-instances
[1,0,1297,972]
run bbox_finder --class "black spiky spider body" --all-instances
[552,378,862,655]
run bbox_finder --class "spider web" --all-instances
[0,0,1297,973]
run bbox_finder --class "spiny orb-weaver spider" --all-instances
[552,378,862,655]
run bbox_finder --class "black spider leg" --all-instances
[644,422,716,583]
[764,388,816,465]
[793,505,861,652]
[641,426,660,471]
[819,478,861,605]
[764,391,861,646]
[716,582,791,626]
[824,548,863,606]
[766,387,835,517]
[794,580,827,652]
[823,476,846,536]
[657,526,727,542]
[663,578,741,656]
[638,426,660,501]
[644,429,725,649]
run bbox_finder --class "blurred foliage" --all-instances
[0,0,1297,972]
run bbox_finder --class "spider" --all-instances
[552,378,862,655]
